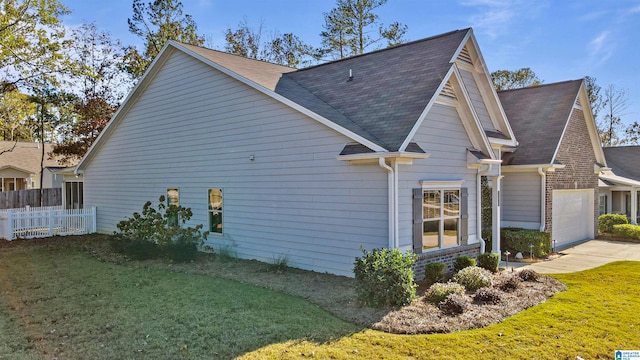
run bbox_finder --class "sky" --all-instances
[60,0,640,126]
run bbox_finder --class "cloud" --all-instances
[587,31,614,67]
[459,0,548,39]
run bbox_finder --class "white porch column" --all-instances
[491,175,503,256]
[632,189,638,225]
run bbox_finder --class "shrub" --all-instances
[477,252,500,273]
[501,228,551,257]
[612,224,640,240]
[473,287,502,305]
[424,282,465,303]
[438,293,468,315]
[424,262,447,284]
[267,254,289,273]
[453,256,476,272]
[114,196,210,261]
[353,248,418,307]
[518,269,540,282]
[452,266,493,291]
[496,274,521,292]
[598,213,628,234]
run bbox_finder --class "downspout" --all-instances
[393,160,400,248]
[379,158,395,249]
[477,164,492,254]
[538,167,546,232]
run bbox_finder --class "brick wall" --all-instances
[413,243,481,280]
[544,107,599,236]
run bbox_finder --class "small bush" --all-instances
[164,239,198,262]
[612,223,640,239]
[453,256,476,272]
[501,228,551,257]
[477,252,500,273]
[452,266,493,291]
[496,274,522,292]
[598,213,628,234]
[353,248,418,307]
[473,287,502,305]
[518,269,540,282]
[424,282,465,303]
[438,293,468,315]
[424,262,447,284]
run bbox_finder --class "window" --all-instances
[65,181,84,209]
[167,188,179,227]
[208,188,223,234]
[412,181,467,253]
[598,194,608,216]
[422,189,460,250]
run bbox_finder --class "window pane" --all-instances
[422,220,439,250]
[443,218,459,247]
[423,190,441,219]
[208,188,223,234]
[443,190,460,217]
[167,188,179,206]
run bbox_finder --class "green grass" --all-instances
[240,261,640,359]
[2,242,640,359]
[0,246,360,359]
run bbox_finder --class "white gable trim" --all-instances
[550,80,606,166]
[78,41,387,170]
[398,66,455,152]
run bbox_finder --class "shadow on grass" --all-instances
[0,239,365,359]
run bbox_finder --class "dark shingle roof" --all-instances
[498,80,583,165]
[276,29,470,151]
[603,146,640,181]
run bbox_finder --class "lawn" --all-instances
[1,237,639,359]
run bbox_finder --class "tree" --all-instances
[52,23,127,162]
[123,0,204,79]
[224,21,318,67]
[584,76,602,121]
[320,0,408,59]
[491,68,542,91]
[0,89,35,141]
[0,0,72,92]
[599,84,629,147]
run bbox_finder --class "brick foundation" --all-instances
[413,243,481,280]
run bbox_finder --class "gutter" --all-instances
[477,164,492,253]
[538,167,546,232]
[378,158,396,249]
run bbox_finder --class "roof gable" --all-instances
[276,29,470,151]
[0,142,66,174]
[499,80,591,165]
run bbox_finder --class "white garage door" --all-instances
[552,190,595,247]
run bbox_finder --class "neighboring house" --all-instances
[498,80,606,250]
[77,28,520,276]
[599,146,640,224]
[0,141,69,191]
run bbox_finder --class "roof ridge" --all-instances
[294,28,471,73]
[172,41,296,71]
[497,79,583,94]
[604,145,640,149]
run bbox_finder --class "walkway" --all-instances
[507,240,640,274]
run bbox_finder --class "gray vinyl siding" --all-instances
[459,69,495,132]
[83,50,388,277]
[502,171,541,226]
[398,103,478,250]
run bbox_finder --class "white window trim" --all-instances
[421,181,464,251]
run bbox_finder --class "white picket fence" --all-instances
[0,206,96,240]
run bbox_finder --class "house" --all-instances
[77,28,523,276]
[498,80,606,250]
[598,146,640,224]
[0,141,68,191]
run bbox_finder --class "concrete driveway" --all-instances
[510,240,640,274]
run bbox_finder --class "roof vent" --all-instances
[347,68,353,82]
[457,46,473,65]
[441,81,457,100]
[575,97,582,107]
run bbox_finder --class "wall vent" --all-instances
[457,46,473,65]
[441,81,457,100]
